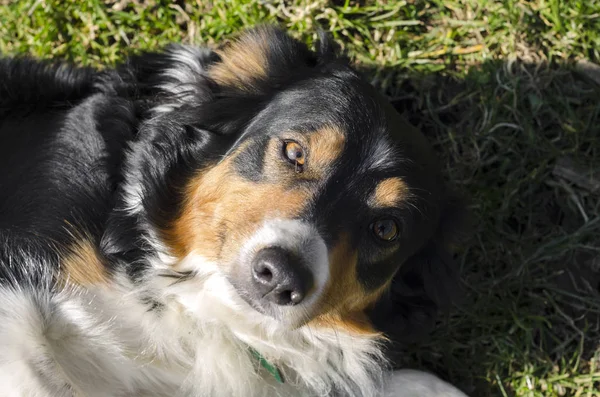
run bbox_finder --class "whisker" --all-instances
[157,269,196,286]
[157,270,193,279]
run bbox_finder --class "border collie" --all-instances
[0,26,467,397]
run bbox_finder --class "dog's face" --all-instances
[133,27,460,334]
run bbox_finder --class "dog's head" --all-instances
[115,26,463,336]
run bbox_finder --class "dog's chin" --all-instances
[236,292,313,330]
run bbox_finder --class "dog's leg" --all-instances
[382,369,469,397]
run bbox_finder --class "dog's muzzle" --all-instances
[236,219,329,323]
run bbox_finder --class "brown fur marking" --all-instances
[311,311,380,336]
[310,234,389,335]
[307,126,345,172]
[61,238,107,286]
[210,30,270,91]
[163,157,312,266]
[370,177,408,208]
[261,126,346,181]
[165,127,345,263]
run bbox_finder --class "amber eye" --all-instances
[371,219,399,241]
[283,141,306,169]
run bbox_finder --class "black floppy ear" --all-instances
[117,26,349,138]
[371,192,468,343]
[114,44,220,110]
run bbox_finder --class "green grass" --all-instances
[1,0,600,395]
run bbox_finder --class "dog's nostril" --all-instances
[273,289,303,306]
[279,290,292,305]
[255,265,273,283]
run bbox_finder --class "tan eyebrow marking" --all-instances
[307,126,346,170]
[369,177,409,208]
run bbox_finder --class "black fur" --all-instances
[0,26,464,359]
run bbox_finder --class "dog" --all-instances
[0,26,467,397]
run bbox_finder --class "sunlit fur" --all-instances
[0,26,467,396]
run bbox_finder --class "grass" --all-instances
[1,0,600,395]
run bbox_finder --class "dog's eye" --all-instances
[283,141,305,171]
[371,219,398,241]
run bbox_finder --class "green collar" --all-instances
[249,347,284,384]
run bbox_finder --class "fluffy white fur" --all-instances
[0,252,468,397]
[0,262,382,396]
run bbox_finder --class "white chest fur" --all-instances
[0,272,387,397]
[0,277,470,397]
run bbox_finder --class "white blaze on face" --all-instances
[239,218,329,310]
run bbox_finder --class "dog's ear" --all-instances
[195,25,349,136]
[208,25,312,93]
[370,191,468,343]
[208,25,343,94]
[117,26,347,137]
[114,44,220,111]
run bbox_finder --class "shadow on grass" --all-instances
[362,60,600,396]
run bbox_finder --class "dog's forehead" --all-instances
[234,69,441,206]
[250,74,376,127]
[248,77,401,154]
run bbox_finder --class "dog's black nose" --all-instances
[251,247,314,306]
